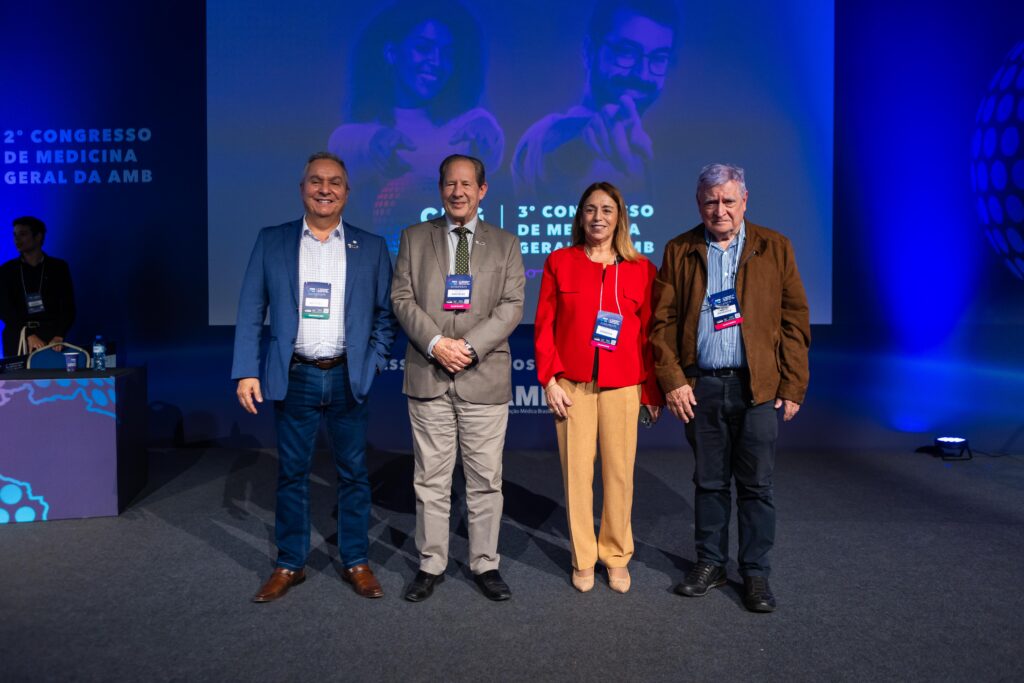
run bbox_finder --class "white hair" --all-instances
[697,163,747,196]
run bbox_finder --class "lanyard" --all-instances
[597,260,621,316]
[20,258,45,299]
[705,236,742,299]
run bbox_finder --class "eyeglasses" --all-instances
[603,40,671,76]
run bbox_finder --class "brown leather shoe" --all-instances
[252,567,305,603]
[342,563,384,598]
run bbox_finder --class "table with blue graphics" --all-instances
[0,368,147,523]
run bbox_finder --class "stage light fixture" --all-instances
[934,436,973,461]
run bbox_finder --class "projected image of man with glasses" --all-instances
[512,0,677,199]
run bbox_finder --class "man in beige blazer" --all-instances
[392,154,525,602]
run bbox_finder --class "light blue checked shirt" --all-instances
[697,222,747,370]
[294,218,346,359]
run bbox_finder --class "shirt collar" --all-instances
[704,221,745,252]
[445,215,479,234]
[302,217,344,240]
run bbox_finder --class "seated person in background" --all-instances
[0,216,75,357]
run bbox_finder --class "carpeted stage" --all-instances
[2,444,1022,681]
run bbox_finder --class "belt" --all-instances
[696,367,748,378]
[292,353,346,370]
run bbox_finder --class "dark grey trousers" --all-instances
[685,374,778,576]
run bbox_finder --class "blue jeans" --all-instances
[685,374,778,577]
[273,362,370,570]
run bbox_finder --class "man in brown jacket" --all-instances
[650,163,810,612]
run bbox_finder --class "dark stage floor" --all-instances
[3,443,1023,682]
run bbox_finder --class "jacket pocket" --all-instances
[472,268,502,306]
[558,280,580,294]
[621,281,645,310]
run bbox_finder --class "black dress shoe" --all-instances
[742,576,777,613]
[673,561,727,597]
[473,570,511,601]
[404,570,444,602]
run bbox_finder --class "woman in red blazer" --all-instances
[534,181,664,593]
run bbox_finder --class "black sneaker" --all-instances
[742,576,776,612]
[674,561,727,597]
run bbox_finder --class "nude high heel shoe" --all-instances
[572,567,595,592]
[607,566,631,593]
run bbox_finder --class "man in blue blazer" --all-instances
[232,152,396,602]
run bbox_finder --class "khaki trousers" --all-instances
[554,379,641,570]
[408,386,508,575]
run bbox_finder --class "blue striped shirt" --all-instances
[697,223,746,369]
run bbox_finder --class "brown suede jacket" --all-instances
[650,221,811,405]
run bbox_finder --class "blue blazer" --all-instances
[231,219,397,403]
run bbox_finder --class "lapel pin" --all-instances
[347,240,359,249]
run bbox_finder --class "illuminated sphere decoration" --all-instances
[972,39,1024,280]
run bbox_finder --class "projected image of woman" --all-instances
[534,182,664,594]
[328,1,503,230]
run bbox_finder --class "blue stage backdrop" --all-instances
[206,0,834,325]
[2,0,1023,457]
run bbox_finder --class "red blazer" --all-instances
[534,245,663,405]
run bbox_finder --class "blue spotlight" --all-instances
[934,436,973,461]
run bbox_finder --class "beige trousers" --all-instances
[408,386,508,575]
[554,379,641,570]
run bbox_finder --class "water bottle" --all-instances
[92,335,106,371]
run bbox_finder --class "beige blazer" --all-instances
[392,217,525,404]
